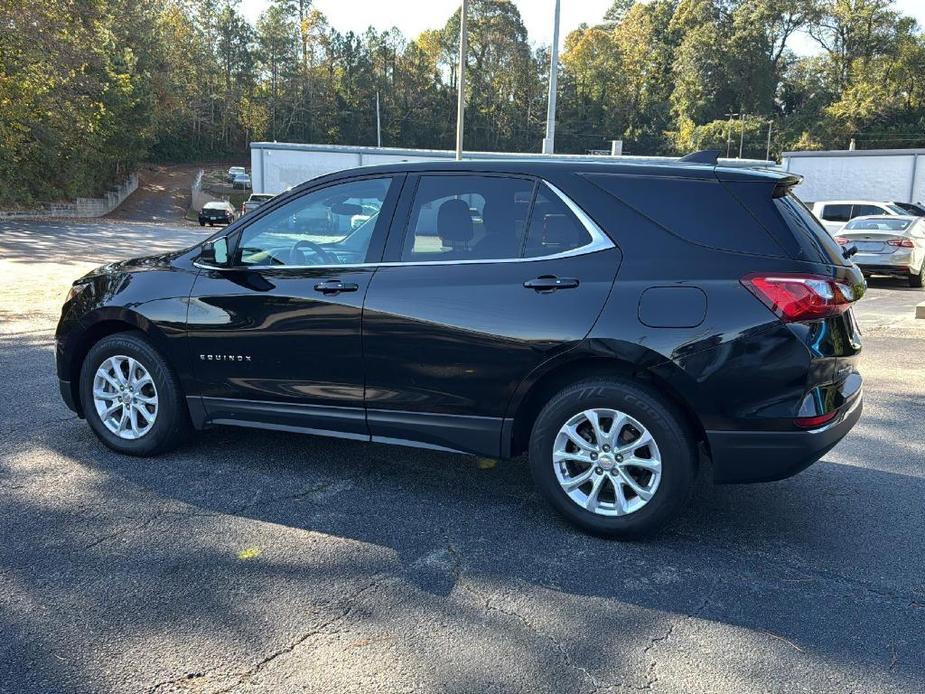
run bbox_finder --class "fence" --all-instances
[0,174,138,220]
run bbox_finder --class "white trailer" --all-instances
[782,148,925,204]
[250,142,774,195]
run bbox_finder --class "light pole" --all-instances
[725,112,738,158]
[376,91,382,148]
[455,0,468,161]
[765,120,774,161]
[738,111,746,159]
[542,0,561,154]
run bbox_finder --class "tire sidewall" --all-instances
[79,333,186,456]
[529,380,696,538]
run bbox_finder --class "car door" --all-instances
[361,172,622,456]
[187,174,402,438]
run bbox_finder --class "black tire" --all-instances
[199,220,205,227]
[910,263,924,288]
[79,331,190,456]
[529,378,697,538]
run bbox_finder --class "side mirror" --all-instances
[199,237,230,267]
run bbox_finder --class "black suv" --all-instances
[56,156,865,536]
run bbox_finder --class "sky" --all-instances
[239,0,925,54]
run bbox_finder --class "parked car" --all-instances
[232,173,252,190]
[893,201,925,216]
[54,155,865,537]
[835,215,925,287]
[198,200,236,226]
[243,193,275,215]
[809,200,908,234]
[226,166,246,183]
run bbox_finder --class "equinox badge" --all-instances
[201,354,252,362]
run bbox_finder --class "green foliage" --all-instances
[3,0,925,205]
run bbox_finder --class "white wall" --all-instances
[783,150,925,203]
[251,146,439,194]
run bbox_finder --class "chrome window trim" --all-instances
[194,181,615,272]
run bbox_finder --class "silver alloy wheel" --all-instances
[92,355,159,440]
[553,408,662,516]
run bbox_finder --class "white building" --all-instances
[249,142,774,195]
[782,148,925,203]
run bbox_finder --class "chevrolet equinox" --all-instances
[56,154,865,536]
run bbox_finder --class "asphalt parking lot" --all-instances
[1,217,924,694]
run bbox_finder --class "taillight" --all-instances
[834,236,849,245]
[741,273,857,322]
[794,411,838,429]
[886,237,914,248]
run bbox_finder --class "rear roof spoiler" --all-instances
[678,150,721,165]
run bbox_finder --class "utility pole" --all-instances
[725,112,738,158]
[376,91,382,148]
[765,120,773,161]
[455,0,468,161]
[542,0,561,154]
[738,111,746,159]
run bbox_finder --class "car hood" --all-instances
[78,249,188,282]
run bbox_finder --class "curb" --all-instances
[917,301,925,319]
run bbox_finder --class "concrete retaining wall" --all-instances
[0,174,138,219]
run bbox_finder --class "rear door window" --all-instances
[821,204,851,222]
[851,204,888,218]
[522,184,592,258]
[401,175,534,261]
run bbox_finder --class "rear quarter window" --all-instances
[583,174,785,256]
[774,194,848,266]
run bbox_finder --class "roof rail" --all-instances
[678,149,721,165]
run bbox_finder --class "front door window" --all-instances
[236,177,393,267]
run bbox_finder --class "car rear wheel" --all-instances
[910,263,924,288]
[529,378,697,538]
[79,332,190,456]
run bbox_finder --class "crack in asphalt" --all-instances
[669,529,925,611]
[209,573,394,694]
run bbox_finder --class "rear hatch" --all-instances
[719,171,864,425]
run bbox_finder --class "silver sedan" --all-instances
[836,215,925,288]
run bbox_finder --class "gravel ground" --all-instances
[1,217,923,694]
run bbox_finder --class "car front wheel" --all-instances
[79,332,189,456]
[529,378,697,538]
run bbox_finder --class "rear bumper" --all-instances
[854,259,914,276]
[707,393,863,483]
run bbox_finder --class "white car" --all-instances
[242,193,274,215]
[226,166,246,183]
[808,200,908,234]
[835,215,925,287]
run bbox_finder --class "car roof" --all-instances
[288,158,795,192]
[203,200,230,207]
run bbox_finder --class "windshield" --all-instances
[846,218,912,231]
[894,202,925,216]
